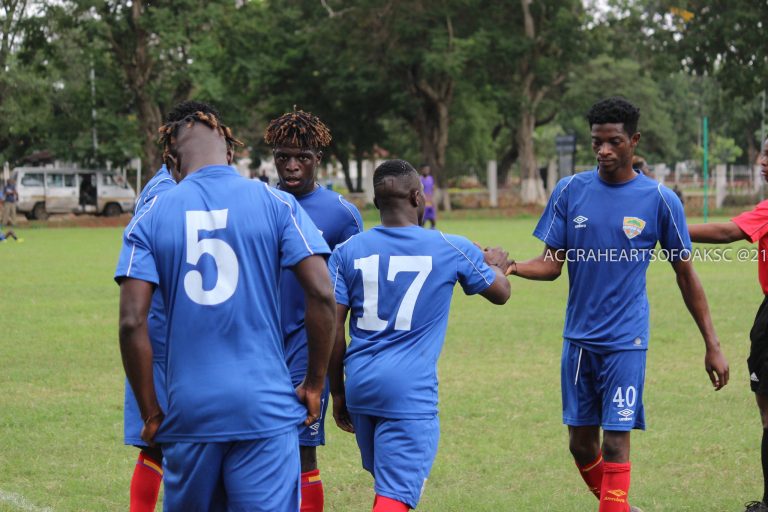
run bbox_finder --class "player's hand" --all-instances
[483,246,509,270]
[295,381,323,427]
[331,393,355,433]
[705,347,729,390]
[140,411,164,446]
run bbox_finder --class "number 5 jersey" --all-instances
[115,165,330,442]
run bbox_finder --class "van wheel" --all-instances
[103,202,122,217]
[32,202,48,221]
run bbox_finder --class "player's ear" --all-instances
[315,150,323,164]
[631,132,641,148]
[410,189,422,207]
[226,147,234,166]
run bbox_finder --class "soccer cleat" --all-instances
[629,506,644,512]
[744,501,768,512]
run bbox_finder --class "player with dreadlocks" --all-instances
[265,108,363,512]
[117,100,336,511]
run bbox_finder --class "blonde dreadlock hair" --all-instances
[263,107,332,150]
[157,101,243,164]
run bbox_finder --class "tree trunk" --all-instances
[334,150,354,192]
[354,146,365,193]
[517,109,545,204]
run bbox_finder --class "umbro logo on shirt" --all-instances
[573,215,588,228]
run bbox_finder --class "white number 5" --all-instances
[354,255,432,331]
[184,209,239,306]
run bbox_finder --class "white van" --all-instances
[12,167,137,220]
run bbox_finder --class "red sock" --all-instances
[372,495,410,512]
[130,451,163,512]
[576,452,604,499]
[300,469,324,512]
[599,461,631,512]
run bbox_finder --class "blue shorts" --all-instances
[124,361,167,446]
[561,341,646,431]
[162,429,301,512]
[286,331,329,447]
[350,413,440,509]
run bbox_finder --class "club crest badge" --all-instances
[623,217,646,239]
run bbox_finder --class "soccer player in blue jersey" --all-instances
[264,109,364,512]
[116,101,336,511]
[118,165,175,512]
[328,159,511,512]
[507,97,729,512]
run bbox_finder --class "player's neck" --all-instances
[379,210,419,228]
[598,165,637,185]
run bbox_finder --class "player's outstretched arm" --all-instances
[329,304,354,433]
[293,254,337,427]
[506,245,565,281]
[671,258,729,390]
[479,246,511,305]
[689,221,747,244]
[118,278,163,444]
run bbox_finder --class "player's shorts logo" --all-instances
[618,408,634,420]
[622,217,646,239]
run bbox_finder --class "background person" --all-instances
[419,164,437,229]
[2,178,18,226]
[688,135,768,512]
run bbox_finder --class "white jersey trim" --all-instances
[439,232,491,287]
[656,183,687,249]
[338,195,362,234]
[264,183,314,256]
[136,176,175,214]
[541,175,576,245]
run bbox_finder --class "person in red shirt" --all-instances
[689,136,768,512]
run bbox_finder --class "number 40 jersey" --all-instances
[115,165,330,443]
[329,225,497,419]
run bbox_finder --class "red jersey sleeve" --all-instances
[732,200,768,243]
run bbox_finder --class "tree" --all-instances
[474,0,587,203]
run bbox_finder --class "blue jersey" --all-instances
[533,169,691,353]
[329,226,496,419]
[282,186,363,380]
[117,167,176,445]
[114,165,330,443]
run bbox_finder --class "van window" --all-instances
[102,173,128,188]
[21,173,44,187]
[46,173,76,188]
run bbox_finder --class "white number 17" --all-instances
[353,255,432,331]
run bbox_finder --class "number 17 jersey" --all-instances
[329,225,496,419]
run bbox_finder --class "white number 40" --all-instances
[353,254,432,332]
[184,209,239,306]
[612,386,637,409]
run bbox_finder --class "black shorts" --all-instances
[748,295,768,394]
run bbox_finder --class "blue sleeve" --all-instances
[532,177,570,249]
[444,235,496,295]
[338,197,364,243]
[328,248,349,306]
[658,185,692,261]
[135,166,174,214]
[273,190,331,268]
[114,198,160,285]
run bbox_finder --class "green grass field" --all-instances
[0,216,761,511]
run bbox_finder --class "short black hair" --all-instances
[586,97,640,135]
[157,101,243,163]
[373,159,417,189]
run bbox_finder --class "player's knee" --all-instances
[601,432,630,462]
[568,438,598,463]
